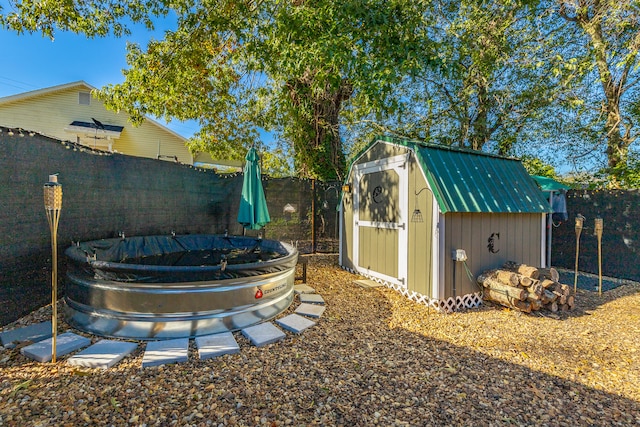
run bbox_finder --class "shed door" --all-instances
[353,154,408,287]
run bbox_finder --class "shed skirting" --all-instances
[341,266,482,313]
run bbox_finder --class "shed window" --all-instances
[78,92,91,105]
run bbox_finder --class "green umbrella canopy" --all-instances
[237,147,271,230]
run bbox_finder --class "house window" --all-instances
[79,92,91,105]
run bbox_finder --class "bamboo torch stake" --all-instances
[595,218,603,296]
[44,174,62,363]
[574,214,584,293]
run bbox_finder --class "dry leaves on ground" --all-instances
[1,255,639,426]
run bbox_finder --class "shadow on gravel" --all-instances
[1,257,638,426]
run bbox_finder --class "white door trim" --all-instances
[353,153,409,287]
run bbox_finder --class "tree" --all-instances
[2,0,434,180]
[557,0,640,178]
[343,0,577,162]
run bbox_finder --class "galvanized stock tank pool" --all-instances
[64,234,298,340]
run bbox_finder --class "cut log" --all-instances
[525,289,541,301]
[495,270,519,287]
[549,282,571,297]
[544,301,559,312]
[552,291,567,305]
[530,299,543,311]
[484,289,532,313]
[477,277,527,300]
[538,267,559,282]
[518,275,535,287]
[541,289,558,304]
[523,281,543,298]
[540,279,555,289]
[503,261,539,279]
[567,295,575,309]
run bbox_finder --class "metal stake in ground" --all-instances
[595,218,603,296]
[44,174,62,363]
[574,214,585,293]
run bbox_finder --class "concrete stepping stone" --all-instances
[294,284,316,294]
[299,293,325,304]
[241,322,285,347]
[195,332,240,360]
[20,332,91,363]
[0,321,52,348]
[295,303,326,319]
[276,314,316,334]
[67,340,138,369]
[354,279,383,288]
[142,338,189,368]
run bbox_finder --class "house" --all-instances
[0,81,193,164]
[339,136,550,312]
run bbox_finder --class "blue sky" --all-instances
[0,22,200,138]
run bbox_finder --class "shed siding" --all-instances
[356,141,409,165]
[444,213,543,298]
[0,86,192,164]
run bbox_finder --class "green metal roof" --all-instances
[530,175,570,192]
[374,136,551,214]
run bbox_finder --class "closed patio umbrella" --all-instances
[237,147,271,230]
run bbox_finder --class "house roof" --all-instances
[0,81,188,142]
[365,136,551,214]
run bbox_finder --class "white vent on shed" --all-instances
[78,92,91,105]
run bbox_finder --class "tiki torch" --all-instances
[44,174,62,362]
[595,218,603,296]
[573,214,584,293]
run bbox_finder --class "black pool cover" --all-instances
[65,234,298,283]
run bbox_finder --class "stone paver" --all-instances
[20,332,91,363]
[241,322,285,347]
[195,332,240,360]
[276,314,316,334]
[293,284,316,294]
[299,293,325,304]
[0,321,52,348]
[295,303,326,319]
[354,279,383,288]
[67,340,138,369]
[142,338,189,368]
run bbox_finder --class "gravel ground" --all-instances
[1,255,639,426]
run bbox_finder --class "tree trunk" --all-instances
[287,76,351,180]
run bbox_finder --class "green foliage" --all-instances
[261,146,294,178]
[519,155,558,178]
[91,0,436,181]
[0,0,170,39]
[595,153,640,189]
[4,0,640,183]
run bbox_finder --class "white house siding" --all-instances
[0,83,193,164]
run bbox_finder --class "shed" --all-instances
[339,136,551,312]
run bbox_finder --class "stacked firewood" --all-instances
[477,261,575,313]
